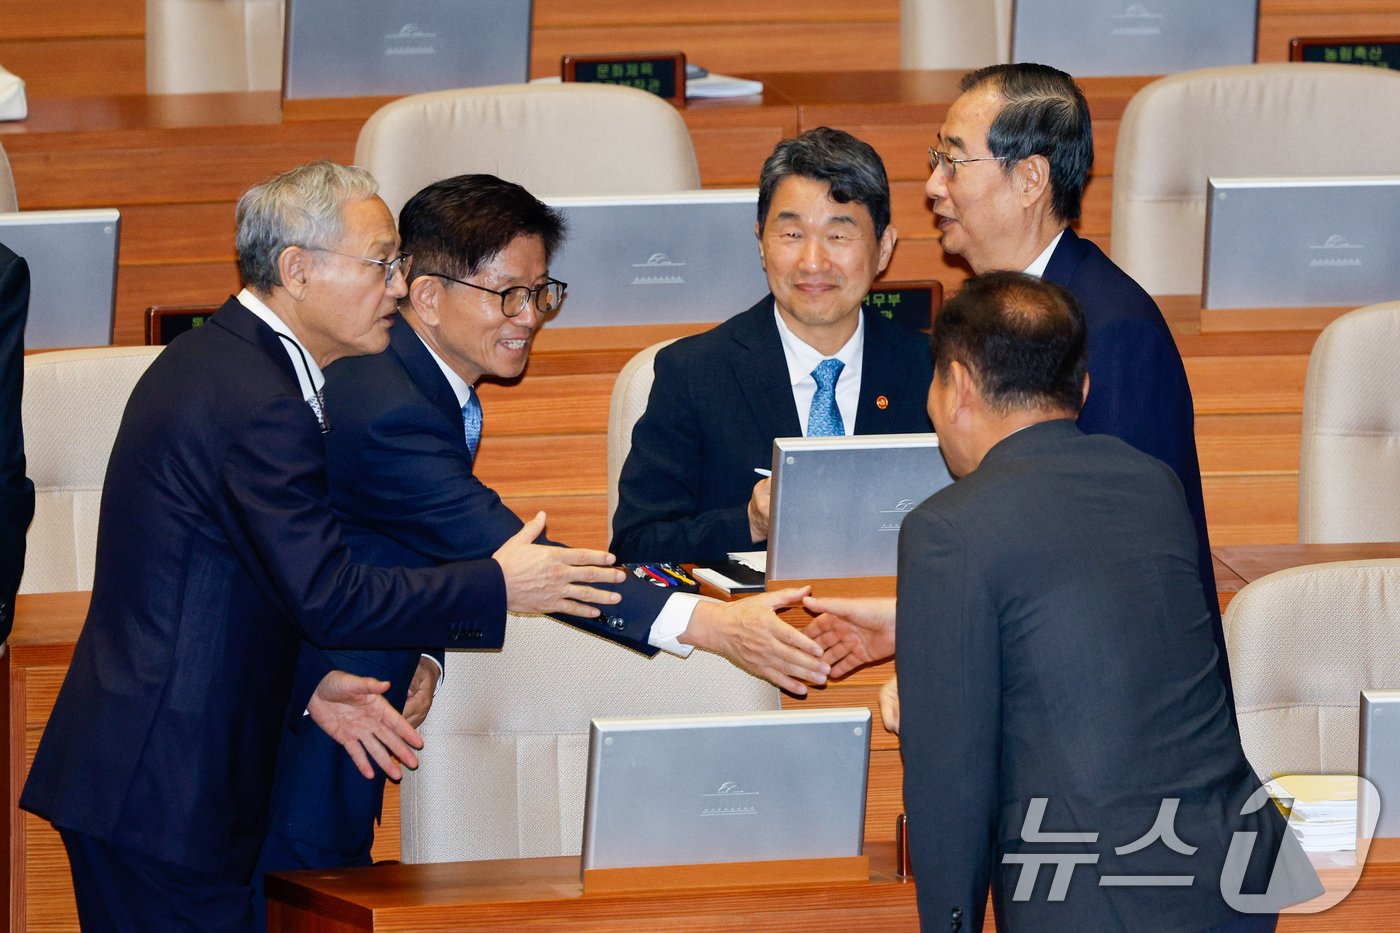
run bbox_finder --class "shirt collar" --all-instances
[412,327,475,408]
[1023,229,1066,279]
[237,288,324,400]
[773,304,865,387]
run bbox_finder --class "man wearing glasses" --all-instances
[920,63,1228,708]
[255,173,831,903]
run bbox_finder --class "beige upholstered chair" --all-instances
[146,0,285,94]
[1224,559,1400,781]
[899,0,1011,69]
[605,339,678,537]
[0,141,17,212]
[1112,63,1400,297]
[19,346,163,593]
[354,83,702,216]
[400,611,778,863]
[1298,301,1400,544]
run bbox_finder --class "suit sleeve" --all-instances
[0,252,33,641]
[611,348,753,563]
[895,507,1000,931]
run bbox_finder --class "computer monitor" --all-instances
[1011,0,1258,77]
[1360,688,1400,839]
[0,209,120,350]
[581,708,871,872]
[1203,175,1400,309]
[282,0,532,101]
[543,189,769,328]
[766,433,953,581]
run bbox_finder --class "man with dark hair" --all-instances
[807,272,1319,933]
[255,173,830,899]
[925,62,1228,707]
[612,127,933,562]
[0,242,33,642]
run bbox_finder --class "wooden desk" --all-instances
[263,840,1400,932]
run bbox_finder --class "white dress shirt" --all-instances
[774,306,865,435]
[1023,230,1065,279]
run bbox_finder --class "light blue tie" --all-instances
[462,391,483,462]
[807,358,846,437]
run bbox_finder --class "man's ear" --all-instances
[1080,371,1091,407]
[876,223,898,274]
[948,359,980,415]
[754,220,767,269]
[277,246,312,301]
[408,276,442,326]
[1019,154,1052,209]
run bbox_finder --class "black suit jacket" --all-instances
[21,298,509,879]
[1043,229,1228,708]
[611,297,934,562]
[895,420,1318,932]
[0,245,32,640]
[262,315,669,858]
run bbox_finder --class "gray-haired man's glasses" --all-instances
[928,147,1013,179]
[305,247,412,288]
[424,273,567,318]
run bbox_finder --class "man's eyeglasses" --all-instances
[423,273,568,318]
[927,147,1013,179]
[305,247,412,288]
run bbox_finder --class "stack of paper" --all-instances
[1265,774,1358,852]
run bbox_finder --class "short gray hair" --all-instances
[757,127,891,239]
[235,161,379,292]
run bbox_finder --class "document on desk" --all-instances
[728,550,767,574]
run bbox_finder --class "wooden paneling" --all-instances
[1257,0,1400,61]
[0,38,145,98]
[1203,474,1300,545]
[0,0,143,40]
[532,0,900,29]
[1196,413,1302,474]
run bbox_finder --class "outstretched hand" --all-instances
[493,511,626,616]
[308,670,424,781]
[683,586,829,696]
[801,595,897,679]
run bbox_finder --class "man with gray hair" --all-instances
[612,127,933,563]
[20,161,624,931]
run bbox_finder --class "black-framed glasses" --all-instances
[927,147,1013,179]
[423,273,567,318]
[305,247,412,288]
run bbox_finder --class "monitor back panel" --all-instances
[1011,0,1257,77]
[582,708,871,870]
[0,210,119,350]
[768,433,952,580]
[284,0,531,100]
[544,190,769,328]
[1360,688,1400,838]
[1204,176,1400,309]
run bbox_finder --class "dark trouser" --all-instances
[252,831,373,931]
[1200,914,1278,933]
[61,828,254,932]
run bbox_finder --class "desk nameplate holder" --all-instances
[582,854,870,894]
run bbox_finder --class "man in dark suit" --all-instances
[611,127,934,563]
[809,273,1320,932]
[20,162,630,931]
[0,243,33,642]
[255,174,830,897]
[924,63,1229,707]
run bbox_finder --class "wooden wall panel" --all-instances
[0,0,143,41]
[0,39,145,98]
[1257,0,1400,61]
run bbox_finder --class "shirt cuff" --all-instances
[647,592,706,657]
[420,652,444,685]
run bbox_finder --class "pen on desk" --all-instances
[754,468,772,477]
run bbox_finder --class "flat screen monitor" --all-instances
[283,0,532,101]
[543,189,769,328]
[767,433,952,581]
[1360,688,1400,839]
[0,209,119,350]
[581,708,870,871]
[1203,175,1400,309]
[1011,0,1258,77]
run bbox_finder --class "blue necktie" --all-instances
[807,358,846,437]
[462,391,483,462]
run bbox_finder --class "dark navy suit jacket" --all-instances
[262,315,668,860]
[0,245,32,640]
[611,296,934,563]
[1042,229,1230,708]
[19,298,508,880]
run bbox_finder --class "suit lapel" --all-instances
[729,298,802,441]
[208,297,300,389]
[1040,227,1087,289]
[853,310,909,433]
[389,316,462,431]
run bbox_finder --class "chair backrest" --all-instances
[19,346,163,594]
[899,0,1011,69]
[1112,63,1400,296]
[605,339,678,537]
[399,611,779,863]
[354,83,702,217]
[0,141,16,212]
[1298,301,1400,544]
[146,0,285,94]
[1224,559,1400,781]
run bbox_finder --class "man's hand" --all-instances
[878,676,900,735]
[747,477,772,543]
[802,595,897,678]
[493,512,626,616]
[402,656,441,729]
[681,587,829,696]
[308,670,424,781]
